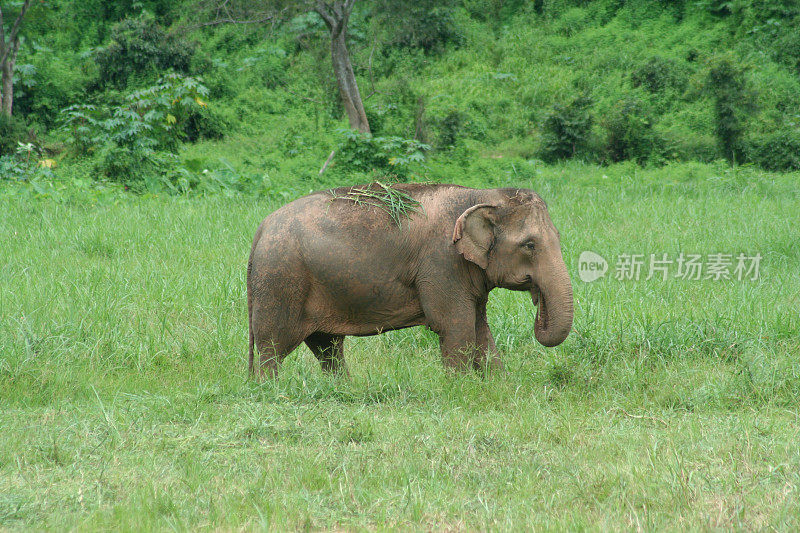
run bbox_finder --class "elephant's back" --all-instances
[250,182,479,266]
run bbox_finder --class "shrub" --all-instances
[95,13,195,89]
[239,45,288,90]
[435,108,465,150]
[182,106,230,142]
[0,115,31,157]
[747,130,800,171]
[63,74,210,152]
[699,0,733,17]
[603,98,661,164]
[554,7,590,37]
[706,56,751,163]
[365,102,401,136]
[631,56,687,94]
[538,96,594,162]
[373,0,462,53]
[335,129,430,179]
[60,74,210,188]
[0,142,55,183]
[462,0,529,23]
[374,0,462,54]
[12,52,89,130]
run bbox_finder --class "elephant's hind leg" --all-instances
[251,302,306,380]
[254,335,304,380]
[305,333,348,376]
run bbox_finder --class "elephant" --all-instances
[247,183,573,378]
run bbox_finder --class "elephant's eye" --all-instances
[522,241,536,251]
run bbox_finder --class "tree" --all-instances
[313,0,369,133]
[0,0,33,116]
[195,0,369,133]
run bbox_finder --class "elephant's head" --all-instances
[452,190,573,347]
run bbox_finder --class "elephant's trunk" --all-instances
[532,259,573,347]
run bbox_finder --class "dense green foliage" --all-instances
[59,73,210,189]
[94,12,196,90]
[335,129,430,178]
[4,0,800,192]
[0,114,30,156]
[538,96,594,162]
[706,55,750,163]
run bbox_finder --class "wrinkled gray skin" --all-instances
[247,184,573,378]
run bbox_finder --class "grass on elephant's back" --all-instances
[327,181,423,226]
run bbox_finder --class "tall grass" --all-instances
[1,162,799,529]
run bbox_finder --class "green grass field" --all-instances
[2,162,799,530]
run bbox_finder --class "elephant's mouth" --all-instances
[532,285,549,334]
[507,274,535,291]
[530,284,550,336]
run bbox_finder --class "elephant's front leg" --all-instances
[421,291,478,371]
[474,298,504,373]
[438,318,479,371]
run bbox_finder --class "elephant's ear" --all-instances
[452,204,497,269]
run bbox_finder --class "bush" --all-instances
[336,129,430,179]
[60,74,210,188]
[365,102,402,136]
[182,106,230,142]
[93,144,179,191]
[0,142,55,183]
[554,7,590,37]
[603,98,661,164]
[735,1,800,70]
[12,52,89,130]
[435,108,465,150]
[747,130,800,171]
[707,56,751,163]
[373,0,462,54]
[0,115,31,157]
[462,0,529,23]
[238,45,288,90]
[95,13,195,89]
[631,56,687,94]
[538,96,594,163]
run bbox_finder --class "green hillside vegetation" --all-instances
[3,0,800,195]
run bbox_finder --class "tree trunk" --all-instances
[314,1,370,134]
[1,0,33,117]
[330,30,369,133]
[0,37,19,116]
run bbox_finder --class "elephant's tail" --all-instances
[247,256,255,375]
[248,323,255,375]
[247,221,266,376]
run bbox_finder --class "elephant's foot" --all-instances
[473,351,505,376]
